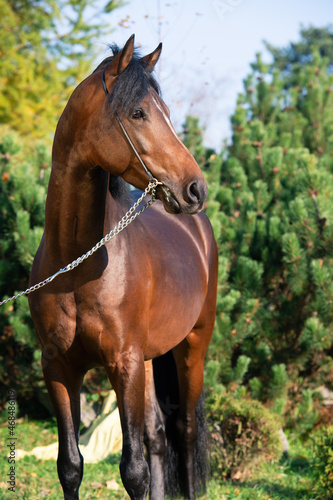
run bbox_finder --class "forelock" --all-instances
[94,43,161,116]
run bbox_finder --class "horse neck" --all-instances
[44,154,120,265]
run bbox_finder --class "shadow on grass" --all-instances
[235,454,320,500]
[252,483,317,500]
[103,452,122,466]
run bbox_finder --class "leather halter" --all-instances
[102,64,154,182]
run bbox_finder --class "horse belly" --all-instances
[145,263,208,359]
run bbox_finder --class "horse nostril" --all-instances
[187,181,202,204]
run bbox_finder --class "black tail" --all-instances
[153,351,209,498]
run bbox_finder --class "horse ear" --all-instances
[141,43,162,72]
[107,34,135,77]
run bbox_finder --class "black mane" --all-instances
[93,43,161,117]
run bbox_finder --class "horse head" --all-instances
[54,35,207,215]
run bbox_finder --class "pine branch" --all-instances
[308,189,327,236]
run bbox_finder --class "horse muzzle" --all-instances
[158,178,207,215]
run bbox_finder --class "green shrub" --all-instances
[192,29,333,431]
[0,127,50,414]
[285,388,321,437]
[312,425,333,498]
[206,391,282,480]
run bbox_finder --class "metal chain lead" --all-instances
[0,179,162,306]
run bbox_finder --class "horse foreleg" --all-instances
[43,357,84,500]
[172,337,207,500]
[106,352,150,500]
[144,360,166,500]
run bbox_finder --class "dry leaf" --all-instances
[90,481,103,489]
[106,479,120,490]
[38,489,51,496]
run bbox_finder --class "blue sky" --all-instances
[95,0,333,150]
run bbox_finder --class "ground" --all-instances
[0,418,320,499]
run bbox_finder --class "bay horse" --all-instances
[29,34,218,500]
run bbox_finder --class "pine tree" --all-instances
[201,28,333,428]
[264,25,333,76]
[0,128,50,412]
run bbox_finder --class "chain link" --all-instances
[0,179,162,307]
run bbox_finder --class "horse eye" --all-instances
[132,109,144,120]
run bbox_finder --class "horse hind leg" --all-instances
[143,360,166,500]
[172,330,212,500]
[43,356,84,500]
[170,243,217,499]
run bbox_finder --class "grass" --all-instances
[0,418,322,499]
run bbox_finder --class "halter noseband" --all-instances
[102,64,155,182]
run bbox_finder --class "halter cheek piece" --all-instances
[102,64,156,182]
